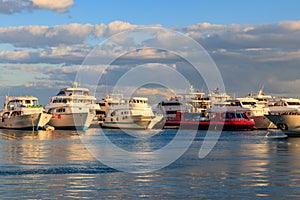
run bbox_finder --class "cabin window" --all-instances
[11,111,21,117]
[74,91,83,95]
[166,110,177,114]
[287,102,300,106]
[242,102,256,106]
[225,113,235,119]
[52,98,68,103]
[3,112,9,119]
[236,113,244,118]
[111,111,115,116]
[32,100,38,105]
[56,108,65,113]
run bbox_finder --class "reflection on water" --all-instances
[0,129,95,166]
[0,129,300,198]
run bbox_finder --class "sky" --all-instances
[0,0,300,105]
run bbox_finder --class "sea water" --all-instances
[0,128,300,199]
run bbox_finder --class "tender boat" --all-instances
[164,111,255,131]
[0,96,52,130]
[101,97,163,129]
[265,112,300,136]
[45,83,100,130]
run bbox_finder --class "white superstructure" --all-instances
[268,98,300,113]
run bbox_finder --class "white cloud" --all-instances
[278,21,300,31]
[267,79,300,96]
[1,20,300,97]
[0,0,31,14]
[0,0,73,14]
[0,50,31,60]
[32,0,73,13]
[0,24,94,48]
[106,21,138,36]
[126,49,170,59]
[94,23,107,37]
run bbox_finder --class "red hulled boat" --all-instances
[164,111,255,131]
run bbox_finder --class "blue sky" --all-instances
[2,0,300,27]
[0,0,300,105]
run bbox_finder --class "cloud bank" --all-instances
[0,0,74,14]
[1,20,300,104]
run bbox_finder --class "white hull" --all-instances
[101,118,150,129]
[38,113,53,127]
[101,122,148,129]
[251,115,277,129]
[147,115,164,129]
[0,113,51,130]
[265,114,300,136]
[48,112,94,130]
[101,115,163,130]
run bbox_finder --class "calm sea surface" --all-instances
[0,128,300,199]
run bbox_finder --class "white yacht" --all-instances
[101,97,163,129]
[265,112,300,136]
[45,83,100,130]
[0,96,52,130]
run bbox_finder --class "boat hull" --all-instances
[0,113,51,130]
[38,113,53,127]
[48,113,94,130]
[101,121,149,129]
[164,120,255,131]
[251,115,277,129]
[265,114,300,136]
[101,115,163,130]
